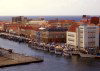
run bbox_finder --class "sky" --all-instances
[0,0,100,16]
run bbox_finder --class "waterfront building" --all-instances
[66,24,79,49]
[77,24,99,53]
[66,23,99,50]
[0,22,6,31]
[4,23,22,35]
[20,24,40,39]
[0,22,11,32]
[41,27,67,44]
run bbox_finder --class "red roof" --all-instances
[68,24,79,32]
[48,20,74,24]
[20,25,40,31]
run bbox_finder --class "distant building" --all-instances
[82,15,87,18]
[81,15,90,24]
[12,16,28,24]
[90,17,99,25]
[48,20,74,26]
[28,20,47,25]
[31,17,45,21]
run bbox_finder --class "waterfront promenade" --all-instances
[0,32,100,58]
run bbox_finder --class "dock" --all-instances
[0,48,43,68]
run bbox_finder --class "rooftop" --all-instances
[68,24,79,32]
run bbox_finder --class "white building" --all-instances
[66,24,99,50]
[77,24,99,49]
[67,32,77,48]
[28,20,48,25]
[66,24,78,49]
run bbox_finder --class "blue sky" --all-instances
[0,0,100,16]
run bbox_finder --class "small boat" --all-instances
[43,44,50,51]
[95,53,100,58]
[43,46,49,51]
[55,45,63,55]
[63,48,71,57]
[79,52,95,58]
[79,48,96,58]
[49,45,55,53]
[63,52,70,57]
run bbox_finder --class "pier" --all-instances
[0,48,43,68]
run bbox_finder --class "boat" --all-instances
[43,46,49,51]
[49,45,55,53]
[63,52,70,57]
[79,49,96,58]
[79,52,95,58]
[43,44,49,51]
[63,48,70,56]
[95,53,100,58]
[55,45,63,55]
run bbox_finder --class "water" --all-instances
[0,16,82,21]
[0,38,100,71]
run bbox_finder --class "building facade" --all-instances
[66,31,77,49]
[41,27,67,44]
[12,16,28,24]
[66,24,99,52]
[77,24,99,49]
[66,24,79,49]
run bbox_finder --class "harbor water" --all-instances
[0,38,100,71]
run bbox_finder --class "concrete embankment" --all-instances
[0,33,30,43]
[0,48,43,68]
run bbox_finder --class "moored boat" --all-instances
[55,45,63,55]
[79,52,95,58]
[63,48,70,56]
[49,45,55,53]
[95,53,100,58]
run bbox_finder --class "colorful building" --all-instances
[41,27,67,43]
[66,24,79,49]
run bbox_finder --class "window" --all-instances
[68,38,74,42]
[68,34,74,37]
